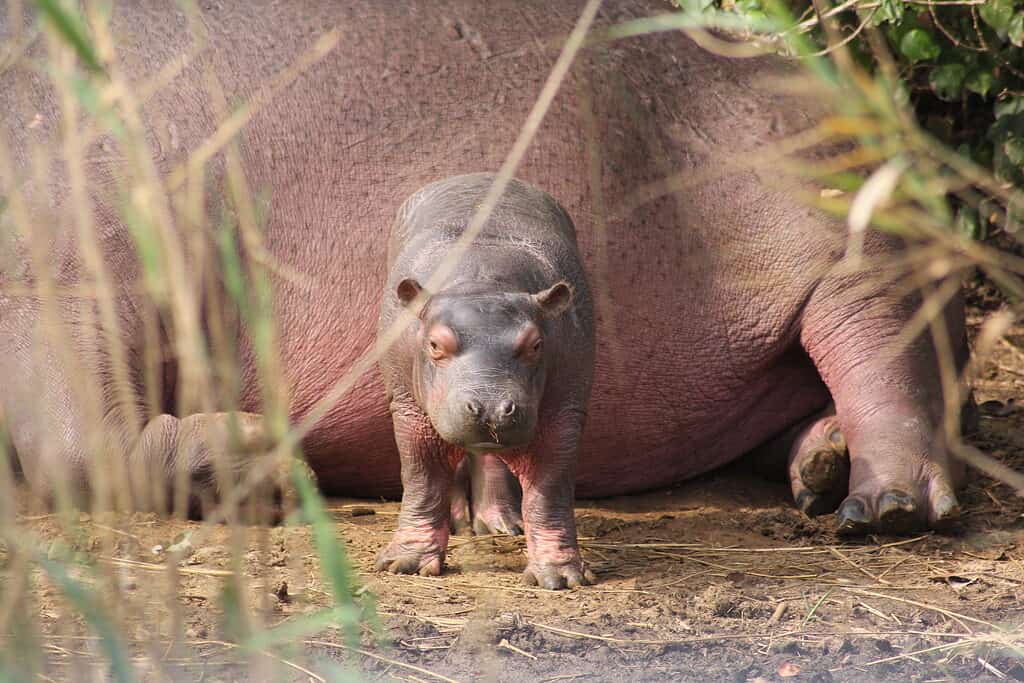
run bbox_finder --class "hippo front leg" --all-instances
[801,276,967,534]
[377,401,458,576]
[504,409,595,590]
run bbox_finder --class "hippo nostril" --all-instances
[499,400,516,417]
[465,400,482,417]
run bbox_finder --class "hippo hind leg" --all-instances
[449,453,523,536]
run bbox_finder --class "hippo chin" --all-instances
[0,0,973,588]
[376,175,595,588]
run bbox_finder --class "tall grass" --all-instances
[1,0,373,679]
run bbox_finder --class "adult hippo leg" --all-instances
[801,257,966,534]
[377,398,458,576]
[503,408,595,590]
[449,454,523,536]
[0,311,278,515]
[129,411,280,518]
[0,326,104,508]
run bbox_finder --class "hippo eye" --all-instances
[532,338,543,353]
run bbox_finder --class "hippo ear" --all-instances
[533,281,574,318]
[396,278,425,307]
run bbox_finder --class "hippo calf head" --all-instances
[395,277,573,452]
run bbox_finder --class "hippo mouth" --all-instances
[467,442,511,452]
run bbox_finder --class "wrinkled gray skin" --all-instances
[377,175,596,587]
[0,0,973,589]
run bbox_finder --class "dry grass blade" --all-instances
[99,556,234,578]
[304,641,462,683]
[528,622,799,646]
[841,589,998,632]
[828,547,891,585]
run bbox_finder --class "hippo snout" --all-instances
[453,394,534,451]
[464,398,517,424]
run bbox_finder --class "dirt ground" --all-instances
[11,286,1024,682]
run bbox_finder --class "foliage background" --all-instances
[672,0,1024,245]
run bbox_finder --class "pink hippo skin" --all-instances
[0,0,971,587]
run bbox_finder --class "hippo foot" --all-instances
[785,412,960,535]
[787,411,850,518]
[449,497,523,536]
[473,505,524,536]
[522,552,596,590]
[449,454,524,536]
[836,483,960,536]
[375,527,448,576]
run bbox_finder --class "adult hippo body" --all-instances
[0,1,966,536]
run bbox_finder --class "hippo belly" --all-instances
[192,0,841,498]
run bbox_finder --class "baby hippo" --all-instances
[376,173,596,590]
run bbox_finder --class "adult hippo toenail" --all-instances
[837,498,873,535]
[876,490,921,532]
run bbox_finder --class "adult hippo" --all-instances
[0,0,970,574]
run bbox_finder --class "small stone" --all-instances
[274,581,291,604]
[150,544,164,556]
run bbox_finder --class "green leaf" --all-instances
[899,29,941,62]
[929,64,967,102]
[1006,136,1024,166]
[980,0,1015,33]
[1010,12,1024,47]
[291,459,365,649]
[996,97,1024,119]
[965,69,997,97]
[219,578,250,643]
[874,0,904,26]
[32,0,105,75]
[955,206,984,241]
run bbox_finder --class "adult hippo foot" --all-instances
[754,404,850,518]
[785,406,850,518]
[769,403,961,535]
[835,463,961,536]
[831,397,977,535]
[783,410,961,535]
[131,411,297,521]
[375,526,449,576]
[523,552,596,590]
